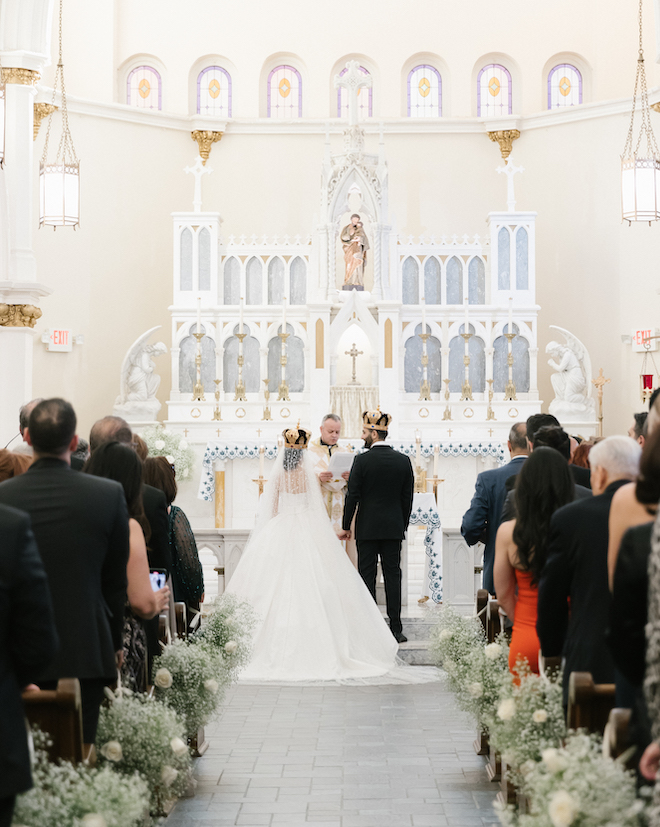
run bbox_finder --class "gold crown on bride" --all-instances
[362,407,392,432]
[283,422,311,449]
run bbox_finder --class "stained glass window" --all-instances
[197,66,232,117]
[548,64,582,109]
[268,65,302,119]
[408,65,441,118]
[337,65,372,119]
[477,64,512,117]
[127,66,162,110]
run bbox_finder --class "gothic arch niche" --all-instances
[328,292,379,386]
[179,323,216,393]
[336,323,373,385]
[493,324,530,392]
[334,180,376,293]
[267,323,305,393]
[223,324,260,393]
[404,324,441,393]
[448,324,485,393]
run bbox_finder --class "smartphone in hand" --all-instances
[149,568,168,592]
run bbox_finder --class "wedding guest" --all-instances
[132,433,149,461]
[639,514,660,784]
[537,436,641,700]
[10,398,43,457]
[461,422,529,595]
[0,503,57,827]
[0,399,129,743]
[494,448,574,674]
[85,442,169,691]
[571,441,593,469]
[143,456,204,623]
[70,436,90,470]
[0,449,31,483]
[629,412,648,447]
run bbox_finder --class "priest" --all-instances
[309,413,357,566]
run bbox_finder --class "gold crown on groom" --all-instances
[362,408,392,432]
[283,423,311,449]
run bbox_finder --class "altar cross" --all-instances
[184,155,213,213]
[345,342,363,385]
[496,155,524,212]
[334,60,373,127]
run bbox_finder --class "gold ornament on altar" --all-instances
[486,379,496,421]
[212,379,222,420]
[442,378,452,421]
[192,330,205,401]
[261,378,273,420]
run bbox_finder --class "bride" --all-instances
[224,424,398,681]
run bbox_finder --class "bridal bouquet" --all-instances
[141,426,195,481]
[496,732,645,827]
[191,592,257,678]
[14,730,148,827]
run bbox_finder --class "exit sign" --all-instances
[46,329,73,352]
[632,328,659,353]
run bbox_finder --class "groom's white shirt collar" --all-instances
[370,441,389,448]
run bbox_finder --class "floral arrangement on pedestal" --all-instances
[13,730,149,827]
[141,425,195,481]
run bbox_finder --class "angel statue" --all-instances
[545,326,596,422]
[114,326,168,422]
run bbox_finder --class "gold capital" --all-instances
[191,130,223,165]
[0,303,42,328]
[488,129,521,160]
[2,68,40,86]
[33,103,57,140]
[652,103,660,114]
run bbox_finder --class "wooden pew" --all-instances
[174,602,188,640]
[566,672,616,735]
[22,677,94,764]
[473,589,490,757]
[486,599,502,643]
[603,708,634,767]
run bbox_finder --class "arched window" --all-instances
[402,256,419,304]
[404,324,441,393]
[268,65,302,118]
[407,65,442,117]
[424,257,441,304]
[498,227,510,290]
[337,65,372,119]
[246,256,263,305]
[515,228,528,289]
[290,256,307,305]
[197,66,232,117]
[493,325,530,392]
[267,257,285,305]
[180,228,192,290]
[127,66,162,110]
[180,325,216,393]
[268,324,304,392]
[446,256,463,305]
[223,256,240,305]
[468,257,485,304]
[548,64,582,109]
[198,228,211,291]
[477,64,512,117]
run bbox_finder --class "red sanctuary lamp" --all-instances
[640,340,659,402]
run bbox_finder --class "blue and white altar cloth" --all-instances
[410,492,443,604]
[197,440,506,502]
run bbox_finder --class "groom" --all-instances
[339,409,414,643]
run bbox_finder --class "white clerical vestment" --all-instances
[309,438,357,567]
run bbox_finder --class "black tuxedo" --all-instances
[343,443,414,635]
[143,483,171,572]
[0,504,57,817]
[537,479,628,699]
[0,458,129,741]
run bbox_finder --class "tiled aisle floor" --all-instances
[164,676,499,827]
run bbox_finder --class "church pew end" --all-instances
[175,602,188,639]
[603,708,634,766]
[475,589,489,633]
[539,652,562,681]
[189,726,209,757]
[486,599,502,643]
[566,672,616,735]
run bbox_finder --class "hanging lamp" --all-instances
[621,0,660,223]
[640,336,659,402]
[39,0,79,228]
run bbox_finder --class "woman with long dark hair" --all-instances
[494,447,574,674]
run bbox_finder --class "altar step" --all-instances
[382,604,441,666]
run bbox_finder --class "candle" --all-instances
[415,429,422,466]
[421,296,427,335]
[433,444,439,478]
[508,296,513,336]
[464,298,469,335]
[259,444,265,477]
[196,297,201,335]
[239,296,244,335]
[282,295,287,334]
[277,434,283,448]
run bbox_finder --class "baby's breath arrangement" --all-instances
[459,635,510,726]
[153,638,226,736]
[486,660,566,784]
[140,426,195,481]
[95,689,191,814]
[191,592,257,679]
[497,731,646,827]
[14,730,148,827]
[430,605,488,692]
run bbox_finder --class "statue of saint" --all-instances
[340,213,369,288]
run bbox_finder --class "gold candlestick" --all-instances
[278,331,290,401]
[419,332,432,401]
[212,379,222,420]
[426,475,445,500]
[414,465,427,494]
[261,379,273,420]
[486,378,496,421]
[192,332,205,401]
[442,378,452,420]
[460,332,473,402]
[503,332,517,401]
[234,332,247,402]
[592,368,611,438]
[252,476,267,496]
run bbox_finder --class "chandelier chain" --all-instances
[41,0,78,167]
[623,0,660,160]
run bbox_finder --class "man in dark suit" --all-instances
[461,422,529,594]
[340,410,414,643]
[0,504,58,827]
[0,399,129,743]
[537,435,641,700]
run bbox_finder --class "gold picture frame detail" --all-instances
[418,407,429,418]
[463,407,474,418]
[280,407,291,418]
[508,407,519,418]
[235,407,246,418]
[190,408,202,419]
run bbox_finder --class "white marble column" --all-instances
[0,326,33,443]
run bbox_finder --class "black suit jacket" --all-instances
[143,483,171,572]
[0,504,58,798]
[0,458,129,682]
[500,481,591,524]
[461,455,526,594]
[537,479,628,697]
[570,464,591,489]
[342,445,414,540]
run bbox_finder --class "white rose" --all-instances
[179,439,189,449]
[468,682,483,698]
[182,468,189,478]
[154,667,173,689]
[548,789,579,827]
[532,709,548,724]
[224,640,238,654]
[154,439,166,450]
[497,698,516,721]
[439,629,452,641]
[170,737,188,756]
[81,816,107,827]
[161,765,179,787]
[166,455,175,465]
[100,740,123,762]
[204,679,219,694]
[542,748,568,774]
[485,643,502,660]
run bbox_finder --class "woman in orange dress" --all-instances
[494,446,574,675]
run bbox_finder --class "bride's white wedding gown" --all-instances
[225,450,398,682]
